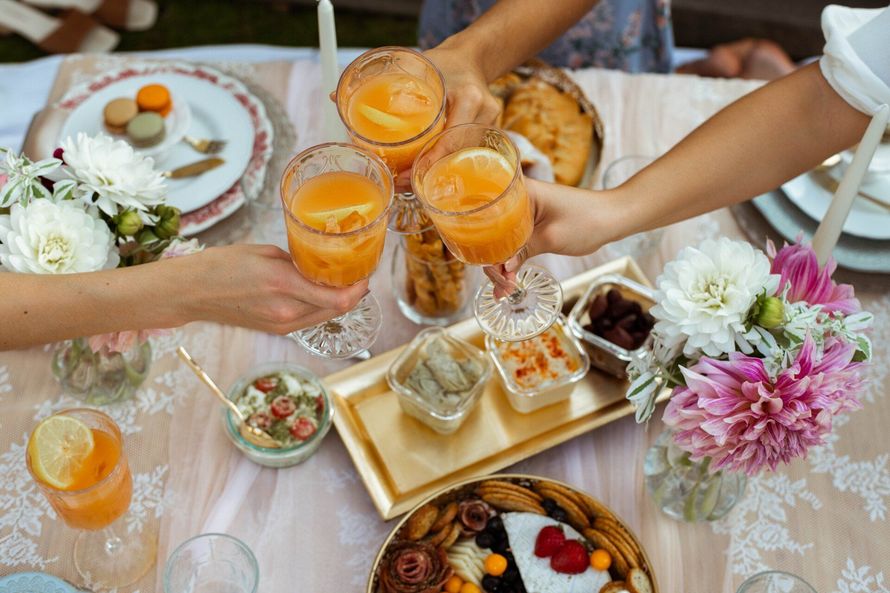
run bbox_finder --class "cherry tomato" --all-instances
[247,412,273,431]
[270,396,296,419]
[290,417,317,441]
[253,377,278,393]
[315,395,325,413]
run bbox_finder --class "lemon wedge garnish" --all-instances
[28,415,94,490]
[357,103,410,131]
[302,203,373,226]
[449,147,514,178]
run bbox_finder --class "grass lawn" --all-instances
[0,1,418,63]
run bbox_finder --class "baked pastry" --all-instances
[136,83,172,116]
[502,79,593,186]
[126,112,165,147]
[102,98,138,134]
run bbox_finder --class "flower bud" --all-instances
[755,296,784,329]
[115,210,144,237]
[137,228,159,245]
[154,205,181,239]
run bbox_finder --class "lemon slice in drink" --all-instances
[449,147,514,179]
[302,203,374,227]
[357,103,410,131]
[28,415,94,489]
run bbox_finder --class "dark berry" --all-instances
[481,575,501,592]
[475,531,495,549]
[52,147,65,161]
[491,540,508,555]
[503,567,520,583]
[550,507,568,522]
[541,498,557,513]
[487,516,503,532]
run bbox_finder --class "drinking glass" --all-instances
[26,409,156,589]
[280,142,394,358]
[164,533,259,593]
[412,124,563,341]
[336,46,447,234]
[601,155,664,260]
[737,571,817,593]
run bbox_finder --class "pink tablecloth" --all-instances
[1,56,889,593]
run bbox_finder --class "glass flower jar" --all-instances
[643,429,747,522]
[52,337,152,406]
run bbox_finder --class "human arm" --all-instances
[0,244,367,350]
[504,62,871,269]
[424,0,601,126]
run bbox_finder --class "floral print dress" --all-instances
[418,0,674,73]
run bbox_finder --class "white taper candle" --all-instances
[318,0,344,140]
[812,103,889,266]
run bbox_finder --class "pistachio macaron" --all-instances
[103,98,139,134]
[126,112,166,148]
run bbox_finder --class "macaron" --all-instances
[136,83,172,117]
[103,98,138,134]
[126,112,166,148]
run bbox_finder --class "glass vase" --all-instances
[644,429,747,522]
[52,337,153,405]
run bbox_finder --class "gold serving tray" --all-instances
[327,256,668,520]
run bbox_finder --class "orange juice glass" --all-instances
[412,124,563,341]
[336,46,446,233]
[280,142,394,358]
[26,409,156,589]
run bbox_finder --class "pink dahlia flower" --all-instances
[88,328,170,355]
[767,240,859,314]
[663,335,863,475]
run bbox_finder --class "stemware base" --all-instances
[74,522,156,589]
[291,293,382,359]
[473,264,563,341]
[387,192,433,234]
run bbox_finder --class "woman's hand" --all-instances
[424,43,502,128]
[171,244,368,335]
[485,179,623,296]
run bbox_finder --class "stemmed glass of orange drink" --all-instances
[412,124,563,341]
[26,408,156,589]
[336,46,446,234]
[280,143,394,358]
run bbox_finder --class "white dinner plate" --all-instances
[781,170,890,240]
[58,73,255,214]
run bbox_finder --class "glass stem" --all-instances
[103,525,124,556]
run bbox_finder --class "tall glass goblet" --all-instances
[336,46,446,234]
[736,571,817,593]
[412,124,563,341]
[280,142,394,358]
[26,408,156,589]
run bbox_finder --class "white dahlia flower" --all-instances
[650,237,778,357]
[0,200,118,274]
[60,133,166,218]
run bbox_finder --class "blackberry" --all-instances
[481,575,501,592]
[503,567,520,583]
[541,497,557,514]
[487,516,503,533]
[475,531,495,549]
[550,507,568,522]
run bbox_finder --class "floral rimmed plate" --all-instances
[368,474,658,593]
[56,61,274,236]
[0,572,80,593]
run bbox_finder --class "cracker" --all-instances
[534,485,590,530]
[405,503,439,541]
[476,486,542,508]
[425,521,453,547]
[583,528,629,578]
[440,523,462,549]
[627,568,654,593]
[479,480,543,502]
[600,582,629,593]
[430,501,459,533]
[576,491,616,521]
[480,491,545,515]
[593,517,641,569]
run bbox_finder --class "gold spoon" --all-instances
[176,347,281,449]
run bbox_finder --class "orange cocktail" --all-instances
[337,47,446,176]
[279,142,394,358]
[26,408,154,589]
[283,169,388,287]
[417,146,532,265]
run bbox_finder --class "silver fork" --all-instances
[183,135,227,154]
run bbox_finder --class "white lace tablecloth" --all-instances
[1,53,889,593]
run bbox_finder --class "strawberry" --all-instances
[534,526,566,558]
[550,540,589,575]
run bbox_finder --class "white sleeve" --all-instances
[819,4,890,116]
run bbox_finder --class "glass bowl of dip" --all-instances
[223,362,333,468]
[486,316,590,414]
[387,327,491,434]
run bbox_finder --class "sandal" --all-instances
[22,0,158,31]
[0,0,119,53]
